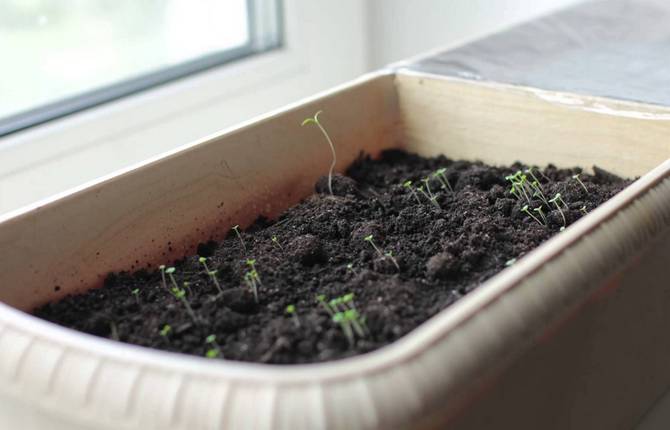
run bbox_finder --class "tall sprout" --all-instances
[302,110,337,196]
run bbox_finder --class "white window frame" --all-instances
[0,0,284,137]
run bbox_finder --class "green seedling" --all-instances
[160,324,172,337]
[511,170,542,205]
[245,259,262,285]
[165,267,179,289]
[509,183,520,200]
[572,174,589,194]
[416,185,439,208]
[420,177,440,208]
[364,234,400,271]
[285,304,300,327]
[521,177,537,202]
[205,334,222,358]
[332,312,354,345]
[302,110,337,196]
[231,225,246,253]
[170,286,199,324]
[159,265,169,292]
[549,193,567,227]
[243,270,260,303]
[402,180,421,204]
[346,262,355,275]
[198,256,223,295]
[533,206,547,225]
[580,205,588,216]
[329,293,366,346]
[385,250,398,265]
[531,189,548,205]
[506,172,529,203]
[271,235,283,250]
[316,294,334,316]
[159,324,172,344]
[525,168,545,192]
[433,168,453,192]
[521,205,545,226]
[341,293,366,333]
[553,192,569,210]
[329,293,367,337]
[530,180,548,205]
[319,293,367,345]
[131,288,140,305]
[421,177,434,198]
[505,258,517,267]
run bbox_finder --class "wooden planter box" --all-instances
[2,70,670,429]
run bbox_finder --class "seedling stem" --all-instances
[271,235,283,250]
[244,271,259,303]
[402,180,422,204]
[302,110,337,196]
[327,293,366,346]
[421,177,440,207]
[199,257,223,295]
[521,205,544,226]
[159,265,169,292]
[572,174,589,194]
[549,193,567,227]
[525,168,545,193]
[416,185,440,208]
[533,206,547,225]
[433,168,453,192]
[364,234,400,270]
[165,267,179,290]
[246,259,262,285]
[131,288,140,306]
[170,286,199,324]
[232,225,246,252]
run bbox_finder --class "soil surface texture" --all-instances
[35,150,631,364]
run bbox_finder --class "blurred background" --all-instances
[0,0,581,214]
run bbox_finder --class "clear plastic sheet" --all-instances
[403,0,670,108]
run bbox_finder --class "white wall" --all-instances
[365,0,584,69]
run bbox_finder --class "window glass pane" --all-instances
[0,0,280,134]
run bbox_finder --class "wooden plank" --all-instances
[396,72,670,178]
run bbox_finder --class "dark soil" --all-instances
[34,150,631,364]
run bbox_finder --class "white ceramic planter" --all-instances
[3,71,670,429]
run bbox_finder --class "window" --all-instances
[0,0,282,136]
